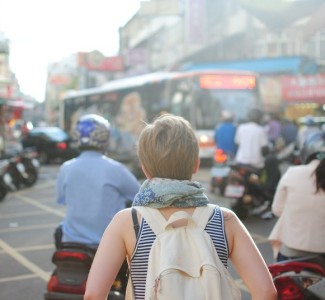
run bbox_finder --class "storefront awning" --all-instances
[181,56,319,75]
[0,98,34,109]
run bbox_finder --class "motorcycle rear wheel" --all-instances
[22,166,38,187]
[0,182,7,201]
[231,202,249,220]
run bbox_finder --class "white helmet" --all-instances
[221,110,233,121]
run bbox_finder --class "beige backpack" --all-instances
[134,204,241,300]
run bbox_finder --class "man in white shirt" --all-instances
[235,109,268,170]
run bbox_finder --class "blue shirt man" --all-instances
[57,150,140,244]
[55,114,140,247]
[214,114,237,157]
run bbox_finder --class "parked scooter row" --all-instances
[0,147,40,201]
[44,243,127,300]
[268,255,325,300]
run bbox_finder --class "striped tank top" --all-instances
[130,206,229,300]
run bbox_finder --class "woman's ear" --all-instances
[193,157,200,174]
[141,165,152,179]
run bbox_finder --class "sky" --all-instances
[0,0,144,102]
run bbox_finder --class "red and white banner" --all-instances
[185,0,206,44]
[282,74,325,103]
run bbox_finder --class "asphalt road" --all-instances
[0,164,278,300]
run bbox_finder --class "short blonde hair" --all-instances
[137,114,199,180]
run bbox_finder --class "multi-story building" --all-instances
[0,32,38,151]
[45,51,124,125]
[119,0,325,119]
[45,0,325,125]
[120,0,325,72]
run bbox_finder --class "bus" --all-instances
[61,70,261,162]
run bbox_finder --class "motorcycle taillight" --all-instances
[47,274,86,294]
[57,142,67,150]
[214,149,227,164]
[53,251,92,264]
[268,262,325,277]
[274,276,304,300]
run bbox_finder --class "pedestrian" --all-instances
[281,118,298,146]
[54,114,140,247]
[265,112,283,146]
[268,131,325,261]
[84,114,277,300]
[214,110,237,158]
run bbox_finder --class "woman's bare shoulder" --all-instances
[220,206,237,222]
[109,208,133,227]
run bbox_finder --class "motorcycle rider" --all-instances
[234,109,280,217]
[214,110,237,158]
[54,114,140,248]
[268,131,325,261]
[234,108,268,171]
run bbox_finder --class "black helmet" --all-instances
[247,108,263,124]
[300,131,325,164]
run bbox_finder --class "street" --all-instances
[0,164,278,300]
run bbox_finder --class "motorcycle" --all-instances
[3,150,39,189]
[276,142,302,165]
[0,159,15,201]
[223,163,270,219]
[20,147,40,187]
[268,255,325,300]
[210,148,232,196]
[44,242,127,300]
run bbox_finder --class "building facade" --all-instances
[44,0,325,125]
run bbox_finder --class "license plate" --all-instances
[16,163,26,173]
[224,184,245,198]
[211,166,231,177]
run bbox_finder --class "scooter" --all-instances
[276,142,301,165]
[44,242,127,300]
[3,150,39,189]
[210,148,232,196]
[223,163,269,219]
[0,159,15,201]
[20,147,40,187]
[268,255,325,300]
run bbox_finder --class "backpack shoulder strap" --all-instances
[133,206,167,235]
[192,204,217,230]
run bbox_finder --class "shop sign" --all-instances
[282,74,325,103]
[78,51,124,72]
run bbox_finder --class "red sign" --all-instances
[78,51,124,72]
[282,74,325,103]
[199,75,256,90]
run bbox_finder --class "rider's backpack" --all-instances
[134,204,241,300]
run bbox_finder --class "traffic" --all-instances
[1,1,325,299]
[0,112,324,299]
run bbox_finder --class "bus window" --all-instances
[194,90,221,130]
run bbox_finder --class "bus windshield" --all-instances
[194,89,258,130]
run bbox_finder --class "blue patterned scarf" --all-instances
[132,177,209,208]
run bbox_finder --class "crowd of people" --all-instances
[52,110,324,299]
